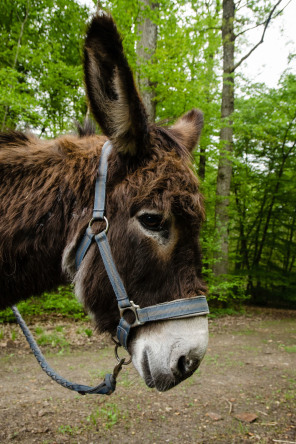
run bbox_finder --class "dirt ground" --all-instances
[0,307,295,444]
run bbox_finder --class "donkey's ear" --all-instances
[170,109,203,153]
[84,14,150,156]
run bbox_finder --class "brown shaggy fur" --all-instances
[0,14,206,335]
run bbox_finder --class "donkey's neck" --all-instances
[0,133,105,309]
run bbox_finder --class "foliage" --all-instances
[0,0,89,135]
[101,0,221,128]
[0,286,88,323]
[232,74,296,306]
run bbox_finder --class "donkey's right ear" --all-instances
[84,14,150,156]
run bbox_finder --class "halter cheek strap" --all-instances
[76,141,209,350]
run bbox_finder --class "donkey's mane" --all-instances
[0,124,191,160]
[76,119,97,138]
[0,119,97,151]
[0,131,30,148]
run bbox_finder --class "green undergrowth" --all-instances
[0,285,249,324]
[208,306,246,318]
[0,286,88,323]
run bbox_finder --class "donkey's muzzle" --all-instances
[130,316,208,392]
[142,350,201,391]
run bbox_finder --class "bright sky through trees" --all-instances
[240,0,296,86]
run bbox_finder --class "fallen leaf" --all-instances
[234,413,258,423]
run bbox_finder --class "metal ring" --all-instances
[88,216,109,234]
[114,344,132,365]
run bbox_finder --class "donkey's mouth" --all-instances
[142,349,155,388]
[142,349,178,392]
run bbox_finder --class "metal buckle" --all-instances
[88,216,109,234]
[119,301,143,328]
[114,343,132,365]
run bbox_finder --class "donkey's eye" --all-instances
[138,214,164,232]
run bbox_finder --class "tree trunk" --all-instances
[1,1,30,131]
[213,0,235,277]
[283,209,296,273]
[136,0,158,122]
[198,146,206,181]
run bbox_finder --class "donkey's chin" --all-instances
[129,316,208,392]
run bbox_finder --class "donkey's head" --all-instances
[64,14,208,391]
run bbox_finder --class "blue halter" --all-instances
[76,141,209,350]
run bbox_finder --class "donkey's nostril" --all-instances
[176,355,200,378]
[177,355,187,376]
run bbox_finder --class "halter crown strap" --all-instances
[75,141,113,270]
[92,140,112,220]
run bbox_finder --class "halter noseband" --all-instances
[75,141,209,350]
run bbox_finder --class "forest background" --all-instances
[0,0,295,315]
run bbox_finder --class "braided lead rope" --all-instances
[11,305,124,395]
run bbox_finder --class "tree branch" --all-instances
[235,19,272,39]
[231,0,283,73]
[235,0,291,38]
[13,1,30,68]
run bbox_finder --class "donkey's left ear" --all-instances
[84,14,150,156]
[170,109,203,153]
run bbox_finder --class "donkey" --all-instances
[0,14,208,392]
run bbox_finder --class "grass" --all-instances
[285,388,296,402]
[86,402,127,430]
[34,329,69,350]
[55,325,64,333]
[284,345,296,353]
[58,424,80,436]
[10,330,18,341]
[84,328,93,338]
[76,326,94,338]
